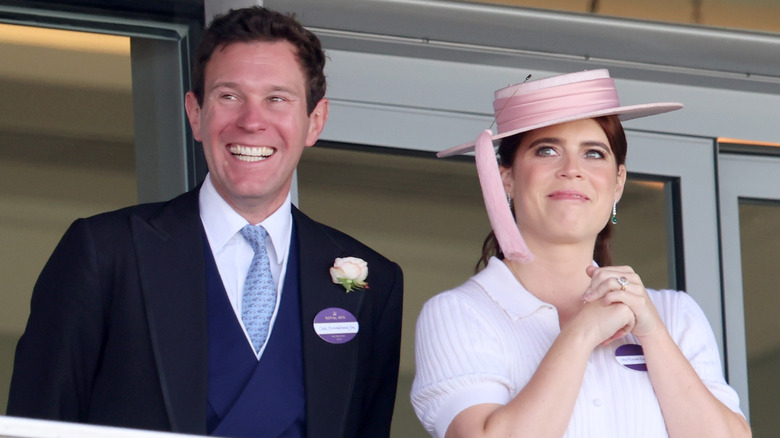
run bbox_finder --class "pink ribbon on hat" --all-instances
[494,78,619,135]
[474,129,533,262]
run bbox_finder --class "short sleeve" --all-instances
[657,290,745,416]
[411,288,513,438]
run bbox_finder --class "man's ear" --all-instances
[184,91,203,142]
[305,98,329,147]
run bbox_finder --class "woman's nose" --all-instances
[557,154,583,179]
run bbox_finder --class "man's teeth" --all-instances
[229,145,274,162]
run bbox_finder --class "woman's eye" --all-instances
[584,149,606,159]
[536,146,558,157]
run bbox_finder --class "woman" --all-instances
[411,70,750,438]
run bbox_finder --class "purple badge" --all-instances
[313,307,359,344]
[615,343,648,371]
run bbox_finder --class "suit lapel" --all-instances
[293,208,365,437]
[131,189,209,434]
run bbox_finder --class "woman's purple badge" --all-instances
[313,307,359,344]
[615,343,648,371]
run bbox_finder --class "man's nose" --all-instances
[235,103,267,131]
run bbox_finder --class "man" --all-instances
[7,7,403,438]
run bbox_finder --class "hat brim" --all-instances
[437,102,683,158]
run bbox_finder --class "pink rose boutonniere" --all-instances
[330,257,369,293]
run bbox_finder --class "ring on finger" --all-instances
[617,276,629,291]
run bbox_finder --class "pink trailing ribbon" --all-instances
[474,129,533,262]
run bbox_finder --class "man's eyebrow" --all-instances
[210,82,300,95]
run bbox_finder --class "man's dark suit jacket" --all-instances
[7,187,403,438]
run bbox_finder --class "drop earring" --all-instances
[611,201,618,224]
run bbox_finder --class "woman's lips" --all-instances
[548,190,589,201]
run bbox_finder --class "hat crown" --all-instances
[493,70,620,136]
[495,69,610,99]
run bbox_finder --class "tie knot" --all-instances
[240,224,268,254]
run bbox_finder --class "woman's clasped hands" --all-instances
[576,265,664,346]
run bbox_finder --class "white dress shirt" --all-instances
[199,174,293,358]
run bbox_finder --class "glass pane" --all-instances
[0,24,135,413]
[740,200,780,435]
[611,178,673,290]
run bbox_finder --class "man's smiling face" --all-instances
[185,40,327,222]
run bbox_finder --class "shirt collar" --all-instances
[199,173,292,262]
[473,257,552,320]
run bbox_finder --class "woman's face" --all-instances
[501,118,626,247]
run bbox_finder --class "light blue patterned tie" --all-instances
[239,224,277,352]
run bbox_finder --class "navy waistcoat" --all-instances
[204,226,306,438]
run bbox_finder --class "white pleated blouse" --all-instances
[411,257,743,438]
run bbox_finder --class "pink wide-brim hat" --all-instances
[439,69,682,158]
[441,69,683,262]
